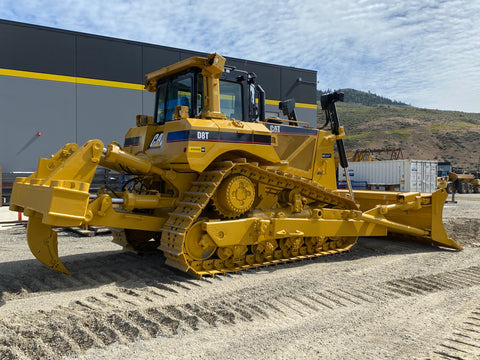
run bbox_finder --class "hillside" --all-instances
[316,89,480,171]
[318,88,408,106]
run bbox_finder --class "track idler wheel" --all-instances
[212,175,255,218]
[184,222,217,261]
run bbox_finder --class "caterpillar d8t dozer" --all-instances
[9,53,462,276]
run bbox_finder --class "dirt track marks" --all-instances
[1,264,480,359]
[0,251,169,303]
[432,306,480,359]
[0,234,408,306]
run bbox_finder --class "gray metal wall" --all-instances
[0,19,317,173]
[0,76,149,172]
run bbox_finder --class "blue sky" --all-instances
[1,0,479,112]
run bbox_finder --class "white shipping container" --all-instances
[338,160,438,193]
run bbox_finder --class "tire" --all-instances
[446,183,454,194]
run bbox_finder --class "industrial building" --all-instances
[0,19,317,177]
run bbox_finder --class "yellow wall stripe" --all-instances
[0,68,144,90]
[265,99,317,110]
[77,77,144,90]
[0,68,316,109]
[0,68,77,83]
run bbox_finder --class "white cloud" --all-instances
[1,0,479,112]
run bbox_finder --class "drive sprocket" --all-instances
[211,174,256,218]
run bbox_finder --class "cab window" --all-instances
[155,75,193,124]
[196,73,204,115]
[220,80,243,120]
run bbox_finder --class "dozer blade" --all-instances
[27,211,70,275]
[355,188,462,251]
[429,189,462,250]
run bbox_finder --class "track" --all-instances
[160,160,357,276]
[0,196,479,359]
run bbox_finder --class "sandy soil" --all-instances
[0,194,479,359]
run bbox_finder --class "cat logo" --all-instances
[149,132,163,149]
[269,125,281,133]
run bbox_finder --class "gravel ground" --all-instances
[0,194,479,359]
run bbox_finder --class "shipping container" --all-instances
[338,160,438,193]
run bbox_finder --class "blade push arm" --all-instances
[320,91,348,168]
[320,92,354,198]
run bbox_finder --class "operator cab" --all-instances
[153,67,265,124]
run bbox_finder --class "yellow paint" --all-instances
[264,98,317,109]
[0,68,143,90]
[188,146,204,153]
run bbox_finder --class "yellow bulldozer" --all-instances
[9,53,462,276]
